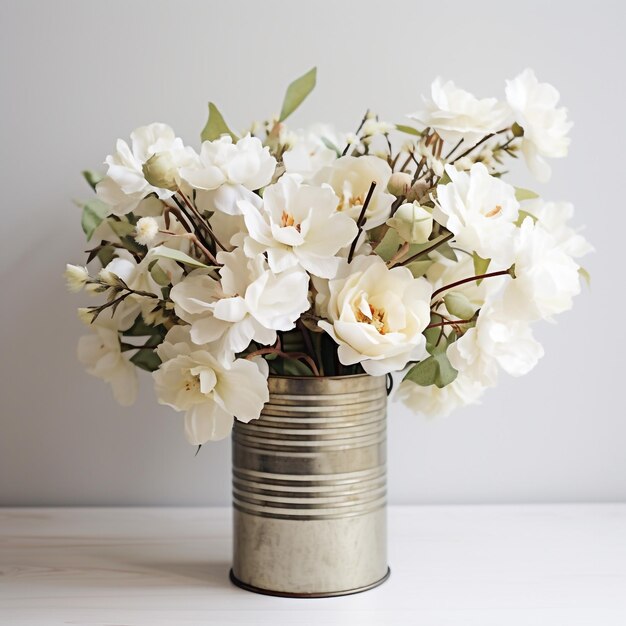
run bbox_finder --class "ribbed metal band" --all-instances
[232,374,387,521]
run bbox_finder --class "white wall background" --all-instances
[1,0,623,506]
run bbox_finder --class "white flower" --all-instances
[96,123,195,215]
[408,78,512,145]
[180,134,276,215]
[313,155,395,230]
[169,247,310,358]
[387,202,433,244]
[283,124,342,180]
[64,264,89,292]
[361,119,395,137]
[134,217,160,246]
[505,69,572,182]
[501,217,581,321]
[396,374,486,418]
[447,305,544,387]
[435,163,519,265]
[318,255,432,375]
[240,174,358,279]
[522,199,593,259]
[154,326,268,444]
[77,319,138,406]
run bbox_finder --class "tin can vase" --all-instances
[230,374,390,597]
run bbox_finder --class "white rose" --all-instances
[154,326,268,444]
[283,124,343,180]
[77,318,138,406]
[408,78,512,145]
[522,199,593,259]
[505,69,572,182]
[170,247,310,358]
[396,374,486,418]
[313,155,395,230]
[179,134,276,215]
[96,123,196,215]
[447,305,544,387]
[318,255,432,375]
[239,174,358,279]
[501,217,581,321]
[435,163,519,266]
[386,202,433,244]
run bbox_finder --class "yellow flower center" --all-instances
[356,303,387,334]
[337,193,364,212]
[184,375,200,393]
[485,204,502,218]
[281,210,301,232]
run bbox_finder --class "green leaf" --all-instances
[404,350,458,389]
[374,228,401,261]
[437,171,451,185]
[82,170,104,191]
[108,219,136,238]
[130,348,161,372]
[80,199,110,240]
[201,102,238,142]
[96,245,115,268]
[395,124,422,136]
[515,187,539,202]
[579,266,591,287]
[148,260,171,286]
[473,252,491,278]
[279,67,317,122]
[435,242,458,261]
[150,245,214,269]
[282,358,313,376]
[515,209,538,227]
[405,260,432,278]
[444,292,479,320]
[123,315,158,337]
[320,136,341,156]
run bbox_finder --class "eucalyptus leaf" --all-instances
[149,261,171,286]
[282,358,313,376]
[395,124,422,136]
[374,228,401,262]
[82,170,104,191]
[404,350,458,389]
[201,102,238,142]
[406,260,432,278]
[515,209,538,227]
[80,199,110,240]
[320,136,341,156]
[579,266,591,287]
[150,245,214,269]
[473,252,491,278]
[279,67,317,122]
[123,316,158,337]
[515,187,539,201]
[108,219,136,238]
[130,348,161,372]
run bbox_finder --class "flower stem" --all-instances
[347,181,377,263]
[450,127,510,164]
[431,268,513,300]
[399,232,454,266]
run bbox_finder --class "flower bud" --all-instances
[386,172,412,197]
[405,180,430,203]
[98,268,121,287]
[135,217,159,247]
[386,202,433,244]
[511,122,524,137]
[64,264,89,292]
[142,151,179,191]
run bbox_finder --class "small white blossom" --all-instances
[283,124,344,181]
[387,202,433,244]
[135,217,160,246]
[505,69,572,182]
[64,264,89,292]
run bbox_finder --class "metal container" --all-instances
[230,374,389,597]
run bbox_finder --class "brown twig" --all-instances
[347,181,377,263]
[245,347,320,377]
[399,232,454,266]
[431,268,513,300]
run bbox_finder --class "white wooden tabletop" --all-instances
[1,505,625,625]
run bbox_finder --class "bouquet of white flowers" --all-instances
[66,68,591,446]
